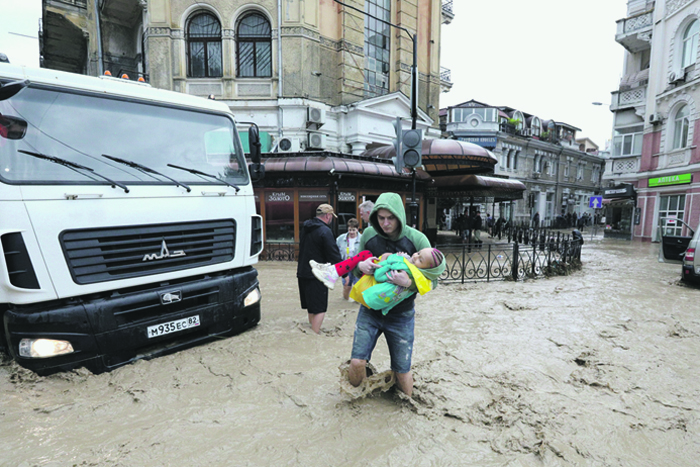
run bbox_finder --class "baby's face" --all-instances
[411,248,435,269]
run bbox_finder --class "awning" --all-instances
[361,139,498,175]
[432,174,527,202]
[261,155,431,180]
[602,198,635,206]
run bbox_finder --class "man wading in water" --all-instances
[346,193,445,396]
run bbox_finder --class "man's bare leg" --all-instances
[395,371,413,397]
[348,358,367,387]
[308,312,325,334]
[342,284,352,301]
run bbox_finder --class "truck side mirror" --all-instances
[246,124,264,181]
[248,125,261,164]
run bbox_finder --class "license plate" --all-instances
[147,315,200,338]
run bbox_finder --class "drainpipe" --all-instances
[277,0,283,141]
[94,0,103,75]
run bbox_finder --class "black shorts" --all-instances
[298,277,329,314]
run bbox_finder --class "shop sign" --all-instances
[338,192,355,202]
[457,136,497,147]
[648,173,692,187]
[267,191,292,202]
[299,192,327,202]
[604,184,635,198]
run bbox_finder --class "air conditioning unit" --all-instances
[278,136,300,153]
[307,107,326,126]
[649,113,663,125]
[307,131,326,150]
[669,71,685,84]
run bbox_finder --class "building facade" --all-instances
[609,0,700,241]
[441,100,605,226]
[39,0,460,248]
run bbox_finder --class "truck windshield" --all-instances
[0,85,249,186]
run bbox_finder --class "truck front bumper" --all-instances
[3,267,261,375]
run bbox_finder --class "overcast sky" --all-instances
[439,0,628,150]
[0,0,41,67]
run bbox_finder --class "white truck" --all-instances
[0,63,264,375]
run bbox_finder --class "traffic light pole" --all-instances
[333,0,419,227]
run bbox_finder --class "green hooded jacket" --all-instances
[356,192,446,313]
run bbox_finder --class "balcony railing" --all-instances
[440,66,453,92]
[615,9,653,52]
[442,0,454,24]
[607,156,640,174]
[611,85,646,111]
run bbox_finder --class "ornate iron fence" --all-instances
[437,233,582,283]
[259,232,583,284]
[261,243,296,261]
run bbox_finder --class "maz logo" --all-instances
[161,290,182,304]
[143,240,186,262]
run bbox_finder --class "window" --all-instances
[237,13,272,77]
[612,126,644,156]
[512,111,524,130]
[364,0,391,98]
[660,194,686,236]
[187,12,222,78]
[513,151,519,170]
[682,20,699,68]
[577,163,584,180]
[452,107,497,123]
[531,117,541,136]
[265,191,294,242]
[672,104,690,149]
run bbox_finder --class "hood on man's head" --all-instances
[369,192,406,239]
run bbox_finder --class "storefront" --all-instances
[603,183,637,240]
[253,153,430,256]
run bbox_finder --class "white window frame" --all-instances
[682,20,699,69]
[672,104,690,149]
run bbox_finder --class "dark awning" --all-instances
[432,174,526,202]
[361,139,498,175]
[261,155,431,180]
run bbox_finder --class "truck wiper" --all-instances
[102,154,191,192]
[167,163,240,192]
[18,149,130,193]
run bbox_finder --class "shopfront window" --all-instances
[265,190,294,242]
[659,194,686,236]
[337,191,357,235]
[299,191,329,232]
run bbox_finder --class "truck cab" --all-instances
[0,63,264,374]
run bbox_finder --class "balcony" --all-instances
[607,156,640,175]
[440,66,453,93]
[615,9,653,53]
[611,85,646,111]
[442,0,454,24]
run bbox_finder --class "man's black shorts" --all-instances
[298,277,329,314]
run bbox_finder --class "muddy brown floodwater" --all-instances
[1,237,699,466]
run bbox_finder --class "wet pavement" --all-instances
[0,236,698,466]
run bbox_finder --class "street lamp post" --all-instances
[333,0,420,226]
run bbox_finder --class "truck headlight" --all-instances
[244,288,261,307]
[19,338,74,358]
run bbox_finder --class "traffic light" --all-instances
[402,128,422,169]
[392,117,404,173]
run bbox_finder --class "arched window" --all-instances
[682,20,700,68]
[531,117,541,136]
[187,12,222,78]
[237,13,272,78]
[673,104,690,149]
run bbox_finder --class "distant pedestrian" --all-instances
[297,204,343,333]
[359,200,375,231]
[335,218,361,301]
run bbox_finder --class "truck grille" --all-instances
[61,220,236,284]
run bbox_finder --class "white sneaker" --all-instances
[310,261,339,289]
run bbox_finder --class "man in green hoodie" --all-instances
[347,192,445,397]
